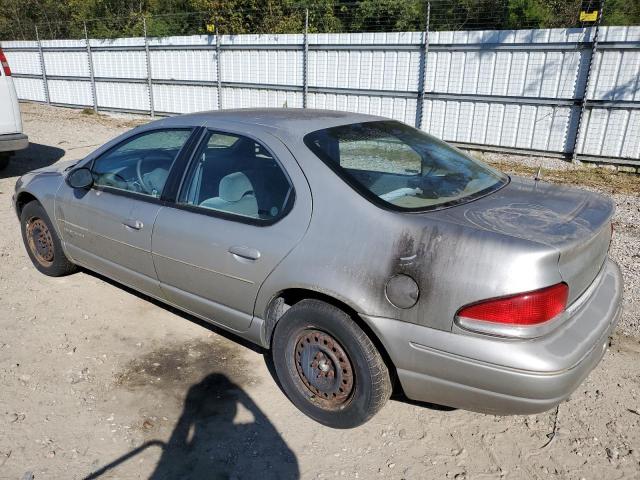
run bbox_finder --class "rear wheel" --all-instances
[272,299,392,428]
[20,201,76,276]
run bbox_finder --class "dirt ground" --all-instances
[1,103,639,480]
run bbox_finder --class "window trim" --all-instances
[88,127,197,203]
[304,120,509,214]
[173,128,296,227]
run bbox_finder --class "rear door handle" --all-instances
[123,219,144,231]
[228,245,261,261]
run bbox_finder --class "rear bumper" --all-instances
[362,259,622,415]
[0,133,28,153]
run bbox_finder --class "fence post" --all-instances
[35,25,50,105]
[415,2,430,130]
[84,23,98,113]
[142,17,155,117]
[303,8,309,108]
[571,1,606,162]
[215,18,223,110]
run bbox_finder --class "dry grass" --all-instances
[487,159,640,196]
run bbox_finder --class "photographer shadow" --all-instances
[85,373,299,480]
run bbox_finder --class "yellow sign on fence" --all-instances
[206,24,215,33]
[580,11,599,22]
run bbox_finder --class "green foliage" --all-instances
[0,0,638,41]
[602,0,640,26]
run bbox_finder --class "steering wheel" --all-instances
[136,152,173,194]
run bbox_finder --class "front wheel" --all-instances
[20,200,77,276]
[272,299,392,428]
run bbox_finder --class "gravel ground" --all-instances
[0,103,639,479]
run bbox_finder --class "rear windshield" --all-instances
[304,121,508,211]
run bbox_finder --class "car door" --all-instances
[57,128,195,298]
[151,128,312,332]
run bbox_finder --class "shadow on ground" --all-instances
[85,267,458,413]
[84,373,300,480]
[0,143,65,178]
[78,267,456,475]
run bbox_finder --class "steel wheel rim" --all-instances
[294,329,355,410]
[26,217,54,267]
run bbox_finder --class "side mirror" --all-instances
[66,167,94,189]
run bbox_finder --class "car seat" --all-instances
[199,171,258,217]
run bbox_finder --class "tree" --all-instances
[1,0,639,41]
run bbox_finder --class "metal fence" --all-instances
[1,8,639,166]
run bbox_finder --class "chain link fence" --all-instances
[1,1,639,166]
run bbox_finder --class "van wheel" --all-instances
[0,153,9,170]
[20,200,76,276]
[272,299,392,428]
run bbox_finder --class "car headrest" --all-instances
[144,168,169,194]
[219,172,254,202]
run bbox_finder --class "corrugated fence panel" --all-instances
[151,50,217,82]
[3,27,639,162]
[424,100,580,154]
[309,32,421,92]
[621,111,640,158]
[574,26,640,159]
[12,77,46,102]
[221,88,302,109]
[2,39,45,101]
[48,79,93,106]
[309,51,420,91]
[222,49,302,86]
[420,28,601,154]
[4,51,41,75]
[154,84,218,114]
[95,82,150,111]
[220,33,302,87]
[92,50,147,79]
[308,93,417,125]
[44,51,89,77]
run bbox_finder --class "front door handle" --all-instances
[123,219,144,231]
[228,245,261,261]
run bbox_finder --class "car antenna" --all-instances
[534,165,542,181]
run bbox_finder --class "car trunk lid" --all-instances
[438,176,614,304]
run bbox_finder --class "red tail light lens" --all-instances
[457,283,569,326]
[0,48,10,76]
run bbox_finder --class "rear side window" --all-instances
[179,131,293,221]
[305,121,507,211]
[92,129,192,198]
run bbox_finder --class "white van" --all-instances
[0,47,28,170]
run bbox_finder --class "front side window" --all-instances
[179,131,293,221]
[304,121,507,211]
[92,129,192,198]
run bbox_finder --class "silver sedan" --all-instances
[13,109,622,428]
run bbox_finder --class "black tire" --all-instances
[0,153,9,170]
[272,299,392,428]
[20,200,76,277]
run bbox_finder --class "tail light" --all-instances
[0,48,11,76]
[457,283,569,327]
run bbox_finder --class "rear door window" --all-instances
[179,131,294,221]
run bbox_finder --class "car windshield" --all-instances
[304,121,508,211]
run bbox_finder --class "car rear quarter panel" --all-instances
[255,136,563,333]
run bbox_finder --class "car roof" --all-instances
[156,108,388,136]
